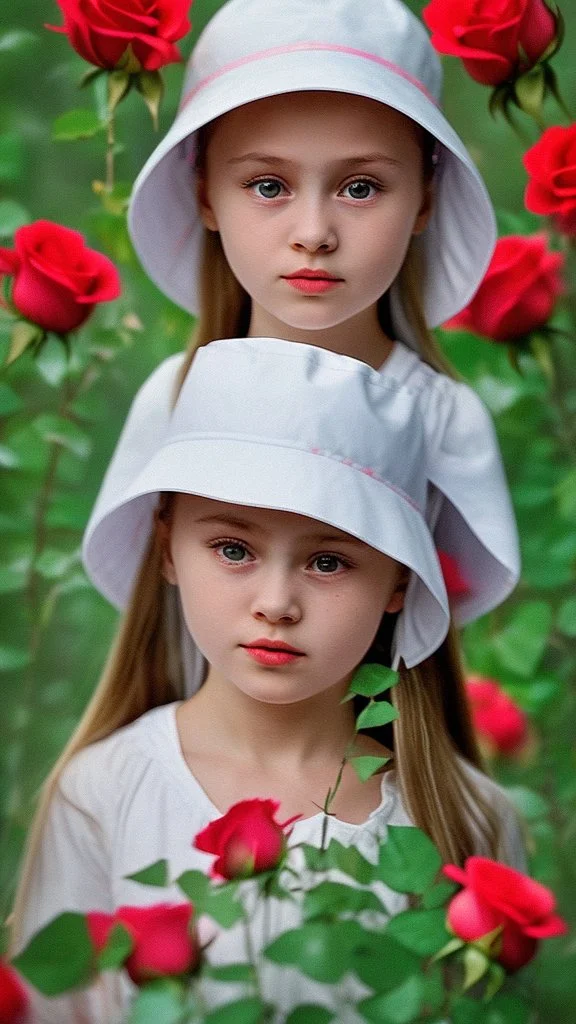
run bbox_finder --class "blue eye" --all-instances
[221,543,247,562]
[342,180,380,200]
[252,179,283,199]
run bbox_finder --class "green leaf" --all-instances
[557,596,576,637]
[204,998,267,1024]
[35,548,79,581]
[359,973,424,1023]
[325,839,375,885]
[136,69,164,130]
[504,785,549,821]
[0,444,19,469]
[422,879,458,910]
[108,69,132,114]
[555,468,576,521]
[6,320,43,364]
[346,663,397,699]
[376,826,441,894]
[96,921,133,971]
[35,336,70,387]
[128,978,187,1024]
[175,869,210,904]
[0,646,31,671]
[0,381,23,415]
[450,996,485,1024]
[0,131,23,183]
[52,108,105,141]
[485,992,531,1024]
[351,755,390,782]
[352,934,419,993]
[264,920,366,983]
[203,884,244,928]
[33,414,92,459]
[286,1009,334,1024]
[125,859,169,887]
[0,30,39,54]
[300,843,327,872]
[303,881,385,921]
[12,912,93,996]
[204,962,254,983]
[356,700,398,730]
[385,908,450,956]
[492,601,553,677]
[462,945,489,990]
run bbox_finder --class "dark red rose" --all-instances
[87,903,198,985]
[444,857,567,971]
[49,0,191,72]
[466,676,528,755]
[194,798,301,880]
[0,220,120,335]
[0,961,28,1024]
[524,125,576,236]
[423,0,558,86]
[445,234,564,342]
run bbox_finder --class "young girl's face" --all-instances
[198,91,432,343]
[163,494,406,706]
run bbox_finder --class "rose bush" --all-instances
[0,961,28,1024]
[87,903,198,985]
[194,798,301,880]
[443,857,567,971]
[0,220,121,335]
[466,676,528,755]
[423,0,559,86]
[524,124,576,235]
[445,234,564,342]
[49,0,191,72]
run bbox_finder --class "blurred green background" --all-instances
[1,1,575,1020]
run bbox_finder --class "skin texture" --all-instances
[163,495,408,822]
[198,91,432,368]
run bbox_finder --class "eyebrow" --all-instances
[226,152,402,169]
[194,513,361,545]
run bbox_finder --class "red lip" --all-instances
[243,638,304,654]
[283,269,342,280]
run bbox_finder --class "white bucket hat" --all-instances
[127,0,497,347]
[82,338,520,671]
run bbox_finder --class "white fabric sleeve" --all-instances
[15,762,129,1023]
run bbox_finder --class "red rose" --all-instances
[444,857,567,971]
[466,676,528,755]
[524,125,576,236]
[194,799,301,880]
[0,961,28,1024]
[423,0,558,86]
[87,903,198,985]
[0,221,121,335]
[446,234,564,342]
[49,0,191,72]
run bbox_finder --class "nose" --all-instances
[250,568,302,625]
[289,195,337,255]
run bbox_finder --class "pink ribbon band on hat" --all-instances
[179,41,440,111]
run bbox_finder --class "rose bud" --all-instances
[48,0,191,72]
[443,857,567,971]
[0,221,120,336]
[0,960,28,1024]
[524,125,576,237]
[194,798,301,880]
[466,676,529,756]
[423,0,559,87]
[445,234,564,343]
[87,903,198,985]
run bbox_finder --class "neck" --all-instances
[179,666,358,769]
[247,302,394,370]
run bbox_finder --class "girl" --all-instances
[11,336,525,1021]
[95,0,520,624]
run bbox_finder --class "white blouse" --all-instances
[18,702,526,1023]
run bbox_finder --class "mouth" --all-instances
[283,269,342,281]
[282,271,343,295]
[241,639,305,667]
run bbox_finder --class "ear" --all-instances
[196,174,219,232]
[412,180,434,237]
[155,514,178,585]
[385,566,410,614]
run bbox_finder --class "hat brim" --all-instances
[128,49,496,330]
[82,435,449,669]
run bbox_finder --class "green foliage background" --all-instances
[0,1,575,1020]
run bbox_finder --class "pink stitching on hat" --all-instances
[308,445,423,513]
[180,42,439,111]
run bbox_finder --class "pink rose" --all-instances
[87,903,198,985]
[0,221,120,335]
[445,234,564,342]
[524,125,576,236]
[49,0,191,72]
[194,798,301,880]
[444,857,567,971]
[466,675,528,755]
[0,961,27,1024]
[423,0,559,87]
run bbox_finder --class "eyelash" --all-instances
[206,538,355,573]
[240,175,385,201]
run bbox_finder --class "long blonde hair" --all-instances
[10,139,501,953]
